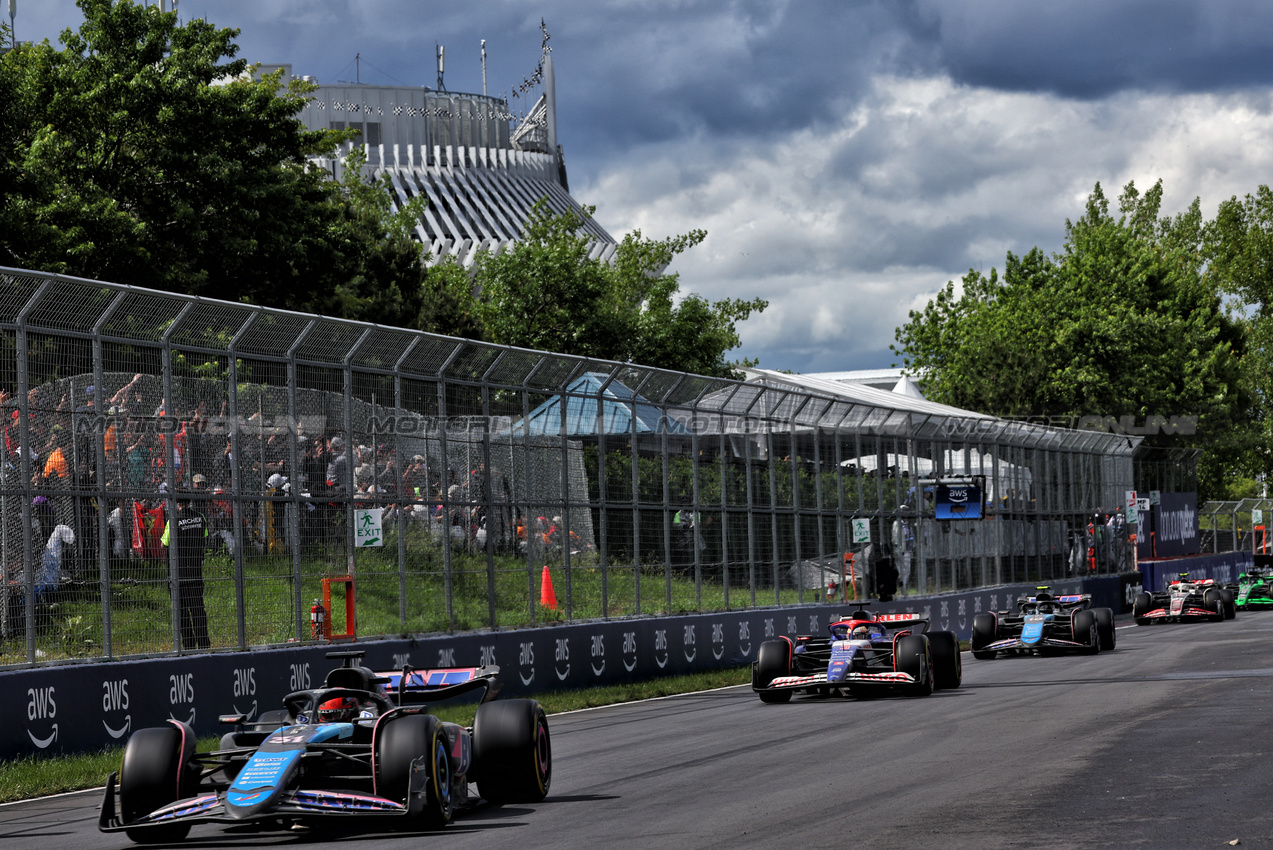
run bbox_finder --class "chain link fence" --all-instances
[0,268,1140,667]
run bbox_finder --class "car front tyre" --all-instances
[119,722,197,844]
[472,700,552,804]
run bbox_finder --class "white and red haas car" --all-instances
[1132,573,1235,624]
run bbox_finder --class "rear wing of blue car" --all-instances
[375,665,502,705]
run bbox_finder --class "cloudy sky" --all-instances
[16,1,1273,373]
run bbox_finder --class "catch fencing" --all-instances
[0,268,1138,668]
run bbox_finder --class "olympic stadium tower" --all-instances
[278,49,616,267]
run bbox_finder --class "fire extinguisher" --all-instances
[311,598,326,641]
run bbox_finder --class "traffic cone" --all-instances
[540,565,558,610]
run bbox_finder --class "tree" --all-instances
[1203,185,1273,487]
[0,0,428,329]
[893,181,1253,500]
[470,200,766,378]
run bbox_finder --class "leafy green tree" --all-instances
[1204,184,1273,481]
[471,200,766,377]
[893,181,1252,499]
[0,0,427,328]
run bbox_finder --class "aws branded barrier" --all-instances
[1,574,1127,760]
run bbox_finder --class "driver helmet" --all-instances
[850,624,871,641]
[318,695,359,722]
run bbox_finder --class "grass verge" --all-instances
[0,666,753,805]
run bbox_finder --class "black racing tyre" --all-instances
[1133,592,1153,625]
[119,722,197,844]
[472,699,552,804]
[1072,609,1100,655]
[376,714,453,828]
[1093,607,1116,651]
[755,640,793,704]
[895,634,934,696]
[1204,588,1225,622]
[1220,588,1236,620]
[928,630,963,690]
[971,612,998,660]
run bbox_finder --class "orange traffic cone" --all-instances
[540,565,558,610]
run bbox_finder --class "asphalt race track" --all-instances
[4,612,1273,849]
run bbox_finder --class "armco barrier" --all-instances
[1137,551,1253,594]
[0,574,1123,760]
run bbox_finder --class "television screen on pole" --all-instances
[935,482,983,520]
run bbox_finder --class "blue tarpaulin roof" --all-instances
[510,373,690,437]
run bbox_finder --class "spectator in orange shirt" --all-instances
[42,429,68,480]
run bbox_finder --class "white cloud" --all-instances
[581,75,1273,372]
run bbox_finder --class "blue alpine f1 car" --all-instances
[99,650,551,844]
[970,588,1116,659]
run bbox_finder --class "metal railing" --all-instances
[0,267,1139,667]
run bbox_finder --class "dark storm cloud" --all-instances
[933,1,1273,98]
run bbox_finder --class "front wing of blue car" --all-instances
[977,635,1092,654]
[98,758,430,835]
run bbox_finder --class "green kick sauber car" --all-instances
[1230,568,1273,609]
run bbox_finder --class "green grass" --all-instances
[0,666,752,804]
[1,519,794,665]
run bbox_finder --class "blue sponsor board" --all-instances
[935,484,983,520]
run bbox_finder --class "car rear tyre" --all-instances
[376,714,453,828]
[119,722,197,844]
[1093,607,1116,651]
[755,639,793,703]
[928,630,962,689]
[1073,609,1100,654]
[1220,589,1236,619]
[473,699,552,804]
[971,612,997,660]
[895,634,934,696]
[1204,588,1225,622]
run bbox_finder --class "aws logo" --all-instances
[232,667,257,721]
[590,635,605,677]
[102,679,130,739]
[622,631,638,672]
[392,652,411,669]
[27,687,58,749]
[480,645,497,667]
[738,621,752,656]
[518,642,535,686]
[437,648,456,667]
[554,638,570,681]
[711,622,725,660]
[289,663,311,691]
[683,625,697,663]
[654,629,668,668]
[169,672,196,726]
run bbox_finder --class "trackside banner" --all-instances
[0,576,1122,760]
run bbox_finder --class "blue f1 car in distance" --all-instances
[970,587,1115,659]
[99,650,551,844]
